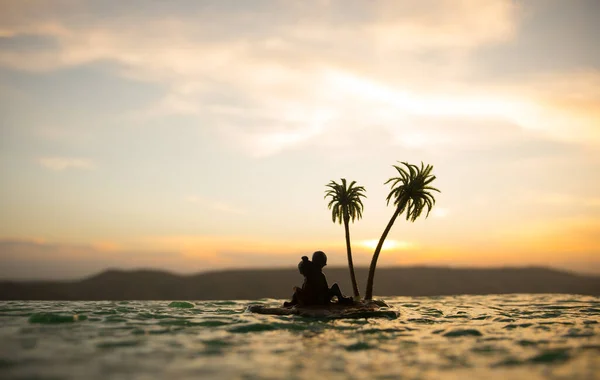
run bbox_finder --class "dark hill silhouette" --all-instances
[0,266,598,300]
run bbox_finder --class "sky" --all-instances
[0,0,599,280]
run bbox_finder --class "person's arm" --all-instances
[301,276,308,290]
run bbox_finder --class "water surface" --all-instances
[0,294,598,379]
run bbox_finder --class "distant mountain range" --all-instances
[1,266,598,300]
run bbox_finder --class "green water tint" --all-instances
[228,323,280,333]
[442,328,483,337]
[0,295,598,380]
[167,301,195,308]
[344,341,373,351]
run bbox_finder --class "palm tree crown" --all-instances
[325,179,366,224]
[385,162,439,221]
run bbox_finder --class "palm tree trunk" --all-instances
[343,217,360,298]
[365,208,401,300]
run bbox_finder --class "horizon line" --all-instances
[2,264,598,283]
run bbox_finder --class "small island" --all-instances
[249,161,439,318]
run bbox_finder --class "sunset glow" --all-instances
[0,0,598,279]
[361,240,413,251]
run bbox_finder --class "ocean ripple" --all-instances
[0,294,598,379]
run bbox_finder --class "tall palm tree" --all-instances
[325,178,366,298]
[364,162,439,300]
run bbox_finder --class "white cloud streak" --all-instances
[0,0,534,157]
[38,157,94,171]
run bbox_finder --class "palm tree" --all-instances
[364,162,439,300]
[325,178,366,298]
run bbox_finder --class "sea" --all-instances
[0,294,598,380]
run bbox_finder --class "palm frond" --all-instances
[384,161,440,222]
[324,178,367,224]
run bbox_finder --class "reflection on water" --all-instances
[0,295,598,379]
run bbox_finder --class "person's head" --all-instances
[298,256,310,275]
[312,251,327,268]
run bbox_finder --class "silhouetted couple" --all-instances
[284,251,354,307]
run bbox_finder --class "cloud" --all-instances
[0,0,525,157]
[530,193,600,209]
[2,0,597,154]
[38,157,94,171]
[496,216,600,259]
[364,0,516,50]
[185,195,245,215]
[481,71,600,144]
[0,239,187,280]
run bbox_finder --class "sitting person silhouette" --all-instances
[283,251,353,307]
[283,256,319,307]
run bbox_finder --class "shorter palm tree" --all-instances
[325,178,366,298]
[365,162,439,300]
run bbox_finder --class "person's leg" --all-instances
[328,283,353,304]
[328,283,343,298]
